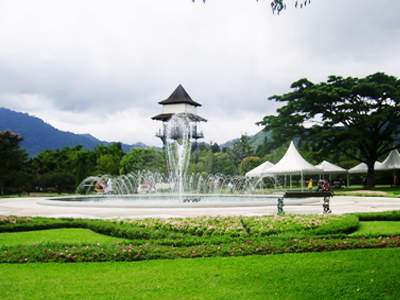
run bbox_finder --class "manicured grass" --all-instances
[352,221,400,236]
[0,248,399,299]
[0,228,127,246]
[335,185,400,197]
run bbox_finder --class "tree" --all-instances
[32,148,76,192]
[68,147,96,185]
[31,146,98,192]
[96,154,120,175]
[94,143,124,175]
[212,152,238,175]
[255,136,274,157]
[120,148,166,174]
[239,156,261,175]
[210,142,221,153]
[232,134,254,166]
[259,72,400,187]
[0,131,29,194]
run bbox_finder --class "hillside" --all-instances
[221,130,272,149]
[0,108,145,156]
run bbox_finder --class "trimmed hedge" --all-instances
[1,235,400,263]
[356,211,400,221]
[0,215,360,241]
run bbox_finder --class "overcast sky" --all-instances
[0,0,399,146]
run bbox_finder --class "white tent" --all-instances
[381,149,400,170]
[348,161,385,174]
[316,160,347,174]
[262,141,321,176]
[262,141,321,189]
[245,160,274,177]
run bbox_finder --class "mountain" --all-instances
[0,108,146,156]
[221,129,272,149]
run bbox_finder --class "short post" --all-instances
[277,197,284,215]
[323,196,331,214]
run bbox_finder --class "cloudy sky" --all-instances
[0,0,399,146]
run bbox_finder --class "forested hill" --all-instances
[0,108,145,156]
[221,130,272,149]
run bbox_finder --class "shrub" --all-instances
[356,211,400,221]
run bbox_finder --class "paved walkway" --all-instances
[0,196,399,219]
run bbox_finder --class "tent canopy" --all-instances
[381,149,400,170]
[348,161,384,174]
[316,160,347,174]
[246,160,274,177]
[262,141,321,176]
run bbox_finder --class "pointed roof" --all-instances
[381,149,400,170]
[262,141,321,175]
[245,160,274,177]
[158,84,201,107]
[151,112,207,122]
[316,160,347,174]
[348,161,385,174]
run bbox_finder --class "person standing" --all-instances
[307,178,313,191]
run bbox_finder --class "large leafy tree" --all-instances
[94,143,124,175]
[31,146,99,192]
[239,156,261,175]
[120,148,166,174]
[259,72,400,187]
[0,131,29,194]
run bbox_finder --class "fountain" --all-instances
[165,113,192,196]
[44,85,302,209]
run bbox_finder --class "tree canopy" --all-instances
[259,72,400,187]
[120,148,166,175]
[239,156,261,175]
[231,134,254,165]
[0,131,29,194]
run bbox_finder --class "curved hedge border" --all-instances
[2,213,400,263]
[0,214,360,241]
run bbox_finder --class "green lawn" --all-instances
[334,185,400,197]
[0,228,126,246]
[352,221,400,236]
[0,248,399,299]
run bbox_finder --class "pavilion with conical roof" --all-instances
[262,141,321,189]
[245,160,275,178]
[381,149,400,170]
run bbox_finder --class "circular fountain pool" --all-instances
[40,194,320,209]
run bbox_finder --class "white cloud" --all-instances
[0,0,399,146]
